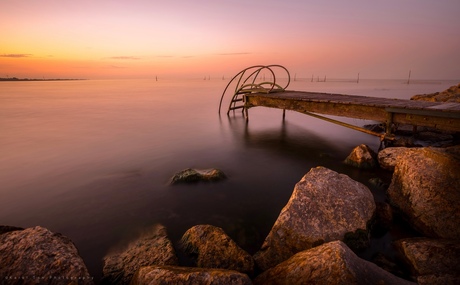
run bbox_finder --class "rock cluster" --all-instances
[3,143,459,284]
[411,83,460,103]
[375,144,460,283]
[344,144,460,283]
[253,167,376,271]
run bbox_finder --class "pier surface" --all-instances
[243,90,460,135]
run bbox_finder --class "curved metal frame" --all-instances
[218,65,291,114]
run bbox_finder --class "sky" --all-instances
[1,0,460,80]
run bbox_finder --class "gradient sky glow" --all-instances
[2,0,460,79]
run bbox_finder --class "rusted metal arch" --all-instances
[218,65,291,115]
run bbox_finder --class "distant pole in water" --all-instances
[407,70,411,84]
[357,73,360,84]
[324,75,326,82]
[311,74,314,82]
[294,73,297,81]
[156,76,158,81]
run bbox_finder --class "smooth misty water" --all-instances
[1,78,457,281]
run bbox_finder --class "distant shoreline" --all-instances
[0,77,86,82]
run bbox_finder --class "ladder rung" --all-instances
[229,106,244,110]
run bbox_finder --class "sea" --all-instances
[1,77,458,281]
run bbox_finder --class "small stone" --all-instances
[368,177,388,189]
[344,144,378,169]
[170,168,226,184]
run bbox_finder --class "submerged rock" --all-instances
[102,224,178,285]
[0,226,93,284]
[371,202,394,236]
[181,225,254,274]
[170,168,226,184]
[131,265,252,285]
[368,177,388,189]
[253,167,375,271]
[395,237,460,285]
[387,146,460,239]
[254,241,416,285]
[344,144,378,169]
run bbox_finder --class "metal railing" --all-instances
[218,65,291,115]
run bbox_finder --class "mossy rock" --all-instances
[170,168,226,184]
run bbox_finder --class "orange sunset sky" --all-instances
[1,0,460,80]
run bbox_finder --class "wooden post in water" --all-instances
[386,112,394,136]
[407,70,411,84]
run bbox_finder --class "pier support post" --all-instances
[385,112,394,136]
[282,109,286,120]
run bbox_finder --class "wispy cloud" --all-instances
[155,55,174,58]
[0,53,33,58]
[216,52,252,56]
[106,56,141,60]
[106,65,126,69]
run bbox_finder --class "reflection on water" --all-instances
[0,78,457,281]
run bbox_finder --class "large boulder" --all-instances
[344,144,378,169]
[0,226,94,284]
[377,147,410,171]
[101,224,178,285]
[170,168,226,184]
[253,167,376,271]
[131,265,252,285]
[395,237,460,285]
[181,225,254,274]
[254,240,416,285]
[386,146,460,239]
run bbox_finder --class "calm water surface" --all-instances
[1,78,457,281]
